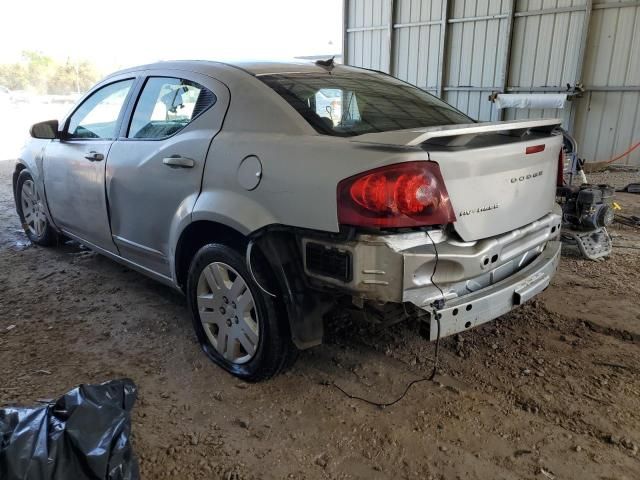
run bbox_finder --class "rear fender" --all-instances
[189,194,329,348]
[191,189,278,235]
[256,229,332,349]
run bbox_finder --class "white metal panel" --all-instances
[445,0,510,121]
[345,0,390,71]
[573,1,640,164]
[506,1,587,125]
[393,0,443,89]
[344,0,640,164]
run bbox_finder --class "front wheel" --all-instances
[15,170,59,246]
[186,243,296,381]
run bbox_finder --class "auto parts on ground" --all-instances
[615,214,640,228]
[560,227,613,260]
[560,184,615,230]
[557,184,615,260]
[557,131,614,260]
[0,379,138,480]
[618,183,640,194]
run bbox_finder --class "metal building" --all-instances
[343,0,640,165]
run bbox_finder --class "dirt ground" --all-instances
[1,159,639,480]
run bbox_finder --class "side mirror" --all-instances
[30,120,60,139]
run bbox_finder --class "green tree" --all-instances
[21,50,55,93]
[0,50,100,94]
[0,63,28,90]
[49,59,99,94]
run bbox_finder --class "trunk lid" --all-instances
[351,119,563,241]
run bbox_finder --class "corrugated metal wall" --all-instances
[343,0,640,165]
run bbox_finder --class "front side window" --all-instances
[259,70,472,137]
[67,79,134,139]
[127,77,216,139]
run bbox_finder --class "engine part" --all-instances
[559,184,615,230]
[557,184,614,259]
[556,130,614,260]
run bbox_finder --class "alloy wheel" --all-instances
[21,179,47,238]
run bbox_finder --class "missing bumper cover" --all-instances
[305,242,352,282]
[420,241,560,341]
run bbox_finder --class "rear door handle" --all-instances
[84,151,104,162]
[162,156,195,168]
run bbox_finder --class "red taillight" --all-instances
[557,148,565,186]
[337,161,456,228]
[526,144,545,154]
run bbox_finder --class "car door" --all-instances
[106,72,229,278]
[44,78,136,253]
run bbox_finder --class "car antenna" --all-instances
[315,56,336,71]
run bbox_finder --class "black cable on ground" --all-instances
[331,230,445,408]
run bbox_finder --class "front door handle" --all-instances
[84,151,104,162]
[162,156,195,168]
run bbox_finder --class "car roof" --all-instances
[107,59,363,80]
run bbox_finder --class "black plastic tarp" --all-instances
[0,379,138,480]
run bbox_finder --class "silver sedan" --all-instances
[14,60,562,380]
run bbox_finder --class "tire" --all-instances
[15,170,59,246]
[186,242,296,381]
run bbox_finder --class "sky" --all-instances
[0,0,343,72]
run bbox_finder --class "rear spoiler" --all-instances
[351,118,562,148]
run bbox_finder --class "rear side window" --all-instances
[128,77,216,139]
[259,70,471,137]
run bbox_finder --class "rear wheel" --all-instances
[186,243,296,381]
[16,170,59,246]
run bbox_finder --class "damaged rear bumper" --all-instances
[302,211,562,339]
[423,240,560,339]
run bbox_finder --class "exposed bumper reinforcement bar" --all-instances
[420,240,561,341]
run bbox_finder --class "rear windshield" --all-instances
[258,69,472,137]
